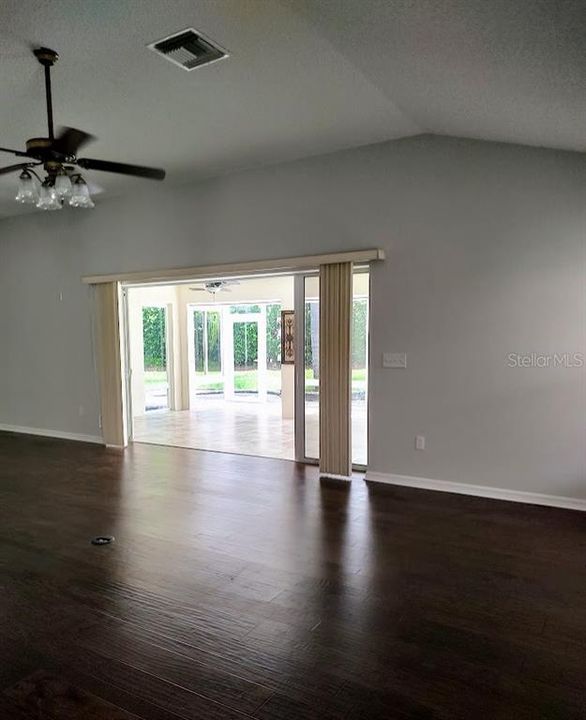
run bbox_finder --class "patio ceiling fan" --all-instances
[0,47,166,210]
[189,280,241,294]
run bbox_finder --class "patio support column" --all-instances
[167,299,187,411]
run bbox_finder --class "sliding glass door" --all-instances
[295,269,369,468]
[303,275,320,460]
[190,307,224,402]
[351,271,369,466]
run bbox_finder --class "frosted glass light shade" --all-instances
[54,174,73,198]
[69,177,94,208]
[36,183,62,211]
[15,172,39,204]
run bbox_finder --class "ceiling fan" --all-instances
[189,280,241,294]
[0,47,166,210]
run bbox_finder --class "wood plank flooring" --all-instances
[0,431,584,719]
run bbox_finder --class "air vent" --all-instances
[148,28,228,71]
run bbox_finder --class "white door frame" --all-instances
[121,287,134,440]
[187,303,226,406]
[115,259,376,462]
[293,269,369,470]
[225,308,267,402]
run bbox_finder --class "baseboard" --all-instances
[365,471,586,512]
[0,423,103,446]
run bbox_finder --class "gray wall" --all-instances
[1,135,585,497]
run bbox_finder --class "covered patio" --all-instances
[132,395,367,462]
[128,272,369,465]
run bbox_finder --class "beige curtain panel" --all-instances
[319,261,353,478]
[94,282,125,447]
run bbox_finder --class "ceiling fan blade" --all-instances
[0,162,34,176]
[53,127,95,157]
[0,146,30,158]
[77,158,166,180]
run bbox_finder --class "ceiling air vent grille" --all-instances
[148,28,228,71]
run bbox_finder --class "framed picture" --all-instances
[281,310,295,364]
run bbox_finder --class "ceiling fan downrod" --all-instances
[33,47,59,141]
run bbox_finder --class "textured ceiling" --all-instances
[0,0,585,218]
[290,0,586,151]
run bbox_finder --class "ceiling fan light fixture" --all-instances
[2,47,166,213]
[36,180,62,211]
[69,176,94,208]
[15,170,39,204]
[54,172,73,199]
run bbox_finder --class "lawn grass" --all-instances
[144,367,368,392]
[144,370,167,385]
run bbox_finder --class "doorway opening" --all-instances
[126,275,296,460]
[123,269,369,466]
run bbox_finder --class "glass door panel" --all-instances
[142,305,169,412]
[304,275,320,459]
[193,309,224,399]
[233,320,259,398]
[351,271,369,466]
[266,303,282,396]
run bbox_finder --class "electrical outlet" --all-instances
[415,435,425,451]
[383,352,407,368]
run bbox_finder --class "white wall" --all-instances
[0,135,584,498]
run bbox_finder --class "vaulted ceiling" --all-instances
[1,0,585,218]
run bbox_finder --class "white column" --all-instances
[177,296,191,411]
[165,297,188,412]
[128,298,145,417]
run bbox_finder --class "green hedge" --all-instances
[143,307,166,371]
[148,300,367,375]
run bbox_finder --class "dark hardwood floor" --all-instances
[0,431,584,719]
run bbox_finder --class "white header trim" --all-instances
[82,249,385,285]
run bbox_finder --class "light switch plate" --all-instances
[383,352,407,368]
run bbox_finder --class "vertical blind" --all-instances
[94,282,125,447]
[319,262,353,478]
